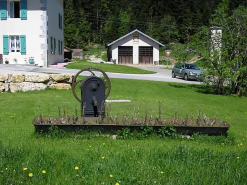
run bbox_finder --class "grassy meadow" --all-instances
[0,79,247,184]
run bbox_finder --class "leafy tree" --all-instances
[118,10,131,37]
[203,1,247,96]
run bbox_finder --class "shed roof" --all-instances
[64,46,72,52]
[71,49,83,52]
[107,29,164,47]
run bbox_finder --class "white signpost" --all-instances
[165,50,172,68]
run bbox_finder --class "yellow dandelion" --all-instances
[116,183,120,185]
[87,149,89,151]
[13,170,16,172]
[240,143,243,146]
[130,158,132,160]
[133,150,136,152]
[5,168,8,171]
[75,166,79,170]
[102,157,105,159]
[102,143,105,145]
[76,174,79,177]
[29,173,33,177]
[23,168,28,171]
[161,171,164,174]
[110,174,113,178]
[89,146,92,148]
[42,170,46,174]
[237,157,240,159]
[243,138,245,140]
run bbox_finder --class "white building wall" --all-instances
[0,0,45,66]
[110,32,160,64]
[47,0,64,66]
[0,0,64,67]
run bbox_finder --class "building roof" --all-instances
[64,46,72,52]
[71,49,83,52]
[107,29,164,47]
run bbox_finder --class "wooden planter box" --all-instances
[33,117,230,136]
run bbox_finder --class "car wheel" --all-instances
[184,74,189,81]
[172,71,176,78]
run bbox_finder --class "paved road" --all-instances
[0,64,201,84]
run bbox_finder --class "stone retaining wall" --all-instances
[0,74,74,93]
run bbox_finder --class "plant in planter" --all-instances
[29,57,34,64]
[5,58,9,64]
[13,58,17,64]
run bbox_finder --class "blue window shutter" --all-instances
[20,35,26,55]
[0,0,7,20]
[3,35,9,55]
[20,0,27,20]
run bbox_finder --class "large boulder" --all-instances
[11,74,25,83]
[0,82,5,92]
[9,83,23,93]
[25,74,50,83]
[0,74,8,82]
[10,82,47,93]
[50,74,73,83]
[49,83,71,90]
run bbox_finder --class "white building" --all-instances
[0,0,64,67]
[107,29,164,65]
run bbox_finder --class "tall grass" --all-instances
[0,79,247,184]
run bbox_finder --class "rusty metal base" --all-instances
[33,117,230,136]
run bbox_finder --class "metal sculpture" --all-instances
[72,67,111,117]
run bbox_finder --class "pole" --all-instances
[167,56,169,68]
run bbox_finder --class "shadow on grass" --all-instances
[168,83,215,95]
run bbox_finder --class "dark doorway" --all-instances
[64,52,72,60]
[118,46,133,64]
[139,46,153,65]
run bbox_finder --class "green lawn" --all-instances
[0,79,247,184]
[66,60,156,74]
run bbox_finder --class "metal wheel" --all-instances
[184,74,189,81]
[172,71,176,78]
[72,67,111,103]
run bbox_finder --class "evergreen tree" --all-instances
[74,9,91,49]
[64,0,77,48]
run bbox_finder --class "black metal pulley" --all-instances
[72,67,111,117]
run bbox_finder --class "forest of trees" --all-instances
[64,0,246,49]
[64,0,247,96]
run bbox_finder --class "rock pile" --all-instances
[0,74,74,93]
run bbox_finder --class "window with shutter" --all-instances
[9,36,20,52]
[10,1,20,18]
[20,0,27,20]
[3,35,9,55]
[0,0,7,20]
[20,35,26,55]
